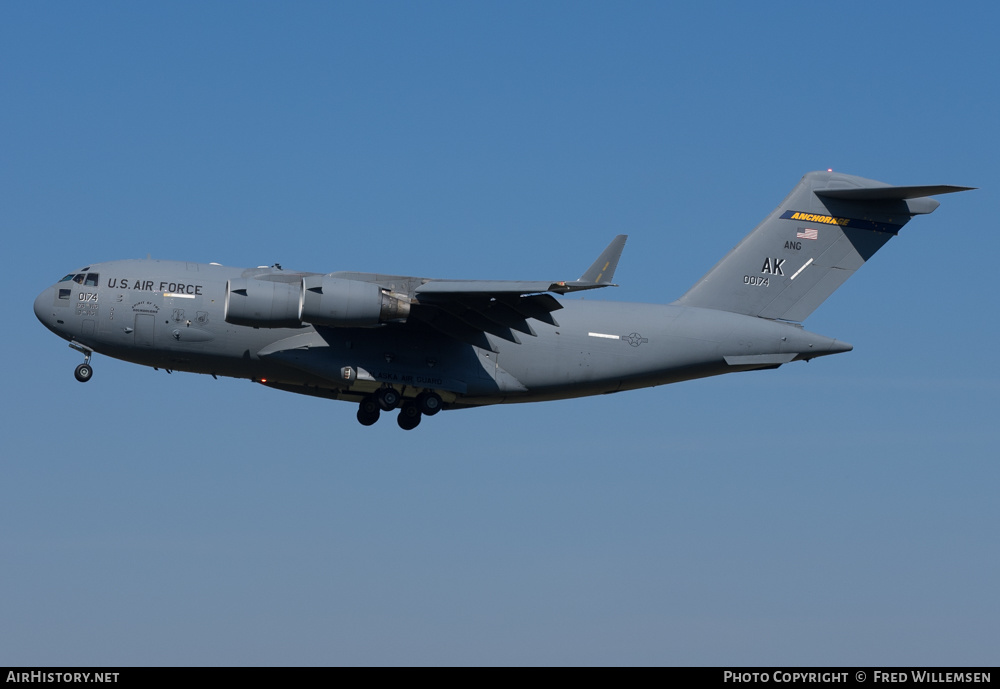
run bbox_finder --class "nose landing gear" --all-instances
[74,363,93,382]
[69,341,94,383]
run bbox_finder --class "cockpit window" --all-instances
[59,274,75,282]
[72,274,85,284]
[85,273,99,286]
[58,288,71,300]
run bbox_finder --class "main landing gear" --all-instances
[70,342,94,383]
[356,389,442,430]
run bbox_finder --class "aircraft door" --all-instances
[134,314,155,347]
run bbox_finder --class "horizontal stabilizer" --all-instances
[815,184,975,201]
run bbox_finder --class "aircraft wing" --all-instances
[406,234,628,350]
[415,234,627,296]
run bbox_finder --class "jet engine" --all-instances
[224,278,302,328]
[224,276,410,328]
[299,276,410,327]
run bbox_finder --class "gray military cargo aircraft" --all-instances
[34,171,971,430]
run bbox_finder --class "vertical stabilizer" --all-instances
[673,171,972,322]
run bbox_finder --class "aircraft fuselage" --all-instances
[34,258,850,412]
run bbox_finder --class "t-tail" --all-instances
[674,171,973,322]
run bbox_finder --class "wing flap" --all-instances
[408,305,500,352]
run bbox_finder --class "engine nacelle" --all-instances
[224,275,411,328]
[225,278,302,328]
[300,275,410,327]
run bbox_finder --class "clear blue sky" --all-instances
[2,1,997,666]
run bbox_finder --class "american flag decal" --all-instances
[796,227,819,240]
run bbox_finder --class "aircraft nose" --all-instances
[34,287,58,332]
[34,288,48,321]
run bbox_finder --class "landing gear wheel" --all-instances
[357,396,381,426]
[397,402,421,431]
[74,363,93,383]
[376,387,401,411]
[416,391,442,416]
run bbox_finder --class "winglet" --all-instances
[579,234,627,284]
[548,234,628,293]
